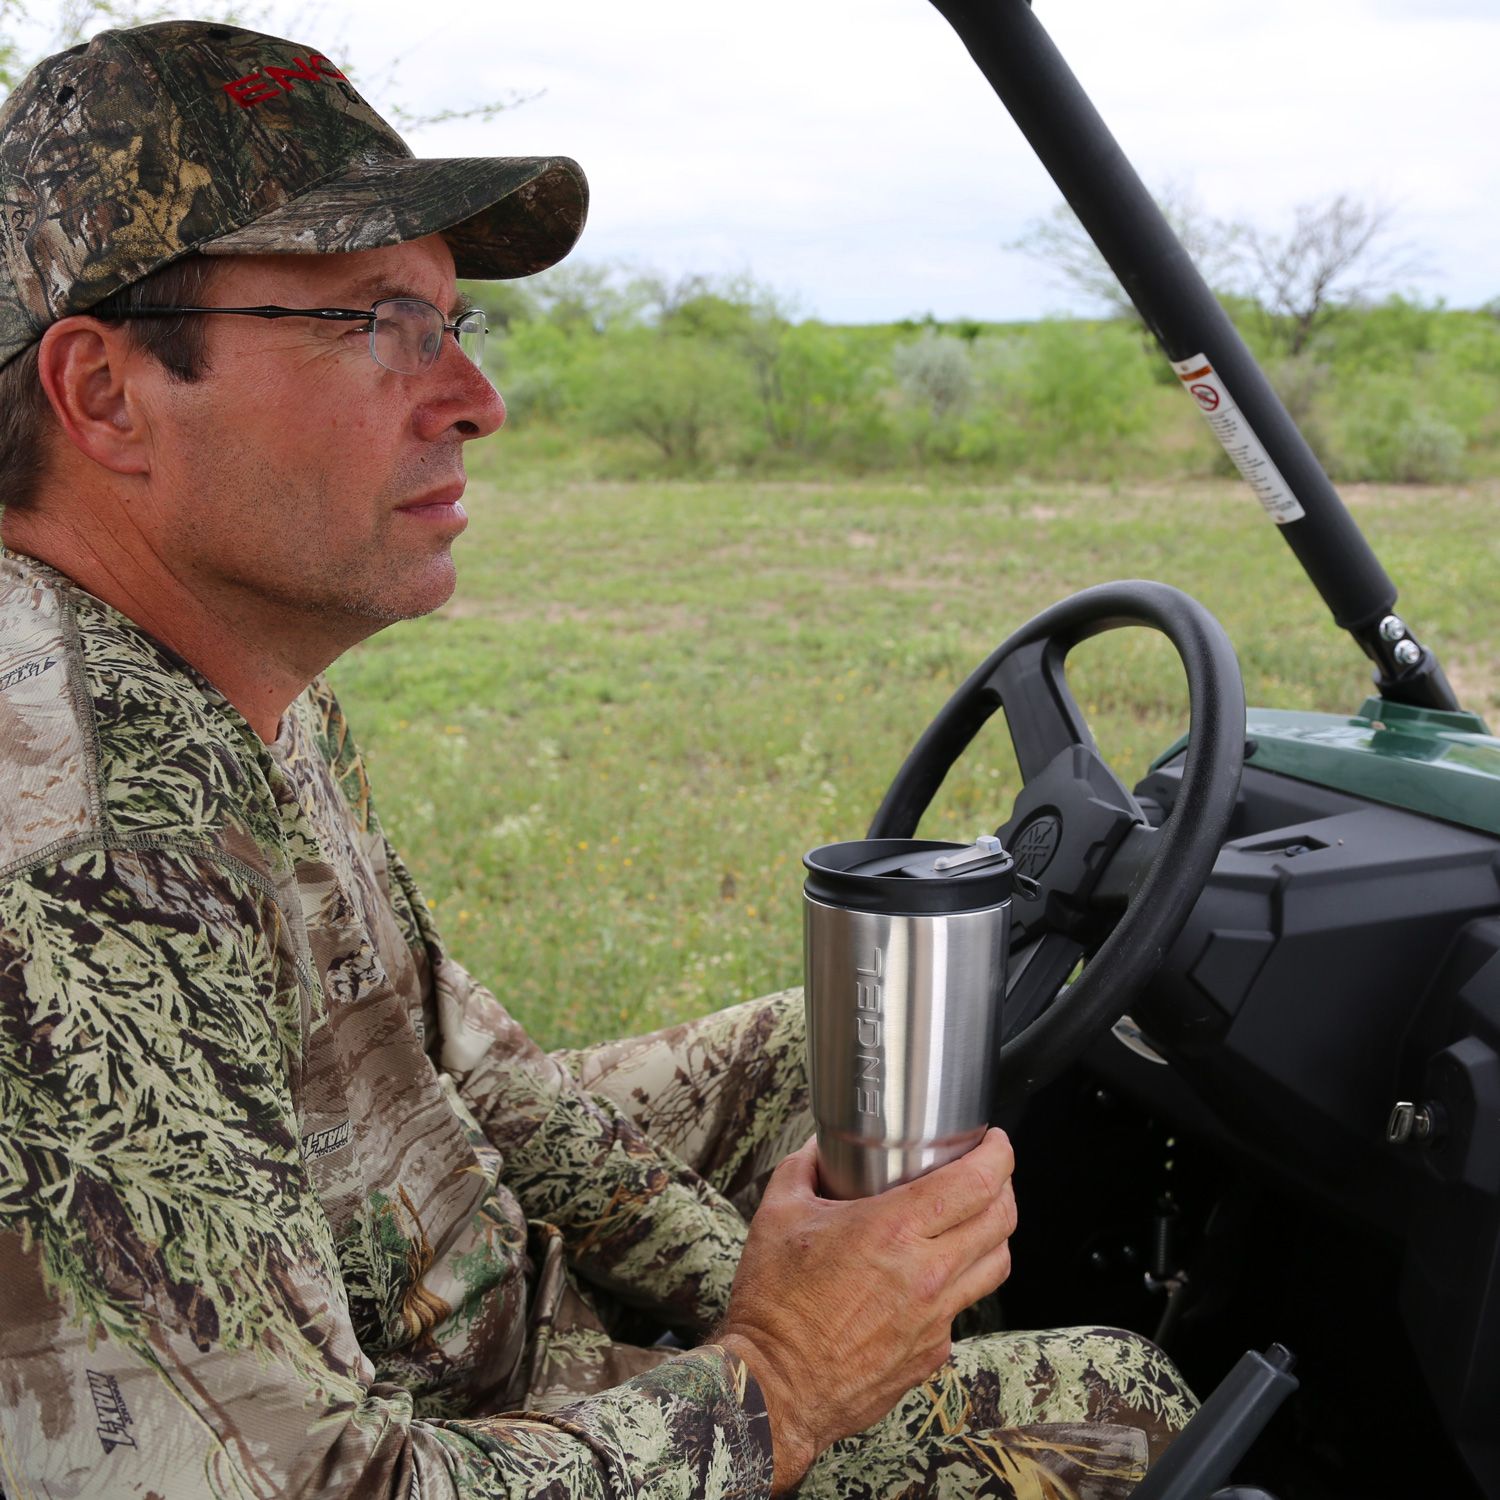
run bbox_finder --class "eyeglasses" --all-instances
[108,297,488,376]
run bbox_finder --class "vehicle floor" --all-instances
[998,1067,1480,1500]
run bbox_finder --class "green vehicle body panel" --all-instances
[1152,697,1500,838]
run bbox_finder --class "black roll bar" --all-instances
[928,0,1458,711]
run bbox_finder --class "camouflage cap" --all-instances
[0,20,589,369]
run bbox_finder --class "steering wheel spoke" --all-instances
[1003,931,1087,1045]
[987,637,1097,780]
[868,581,1244,1100]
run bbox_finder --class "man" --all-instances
[0,21,1194,1497]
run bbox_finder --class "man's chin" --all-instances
[333,556,459,625]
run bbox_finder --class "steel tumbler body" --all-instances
[803,838,1013,1200]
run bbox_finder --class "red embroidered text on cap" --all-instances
[223,55,346,108]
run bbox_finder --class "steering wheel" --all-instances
[867,580,1245,1100]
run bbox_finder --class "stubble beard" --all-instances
[211,459,464,635]
[323,550,458,624]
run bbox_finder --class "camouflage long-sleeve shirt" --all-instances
[0,548,774,1498]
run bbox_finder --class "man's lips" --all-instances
[396,482,468,526]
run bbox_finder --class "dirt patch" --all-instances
[1339,479,1500,509]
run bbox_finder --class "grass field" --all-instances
[328,449,1500,1050]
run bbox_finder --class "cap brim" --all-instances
[200,154,588,279]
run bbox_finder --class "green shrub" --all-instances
[481,266,1500,484]
[892,331,975,421]
[578,331,758,468]
[1330,372,1468,482]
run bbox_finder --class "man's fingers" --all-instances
[918,1179,1016,1309]
[889,1128,1014,1237]
[765,1135,821,1202]
[945,1236,1014,1315]
[942,1176,1017,1255]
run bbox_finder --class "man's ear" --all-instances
[35,318,155,477]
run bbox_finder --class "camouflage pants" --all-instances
[554,989,1196,1498]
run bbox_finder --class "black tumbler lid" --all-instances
[804,837,1014,916]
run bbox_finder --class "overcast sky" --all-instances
[357,0,1499,322]
[74,0,1500,321]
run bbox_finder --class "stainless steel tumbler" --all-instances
[803,835,1014,1200]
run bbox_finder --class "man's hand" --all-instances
[716,1127,1018,1492]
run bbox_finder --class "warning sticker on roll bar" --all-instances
[1171,354,1305,525]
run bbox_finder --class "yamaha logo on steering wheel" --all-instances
[1013,814,1062,879]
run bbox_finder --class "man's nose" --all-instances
[418,337,506,441]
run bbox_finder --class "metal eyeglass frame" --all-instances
[107,297,488,375]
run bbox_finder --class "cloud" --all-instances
[356,0,1500,319]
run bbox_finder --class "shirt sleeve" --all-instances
[374,828,752,1341]
[431,949,756,1339]
[0,845,773,1500]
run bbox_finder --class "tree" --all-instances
[1240,192,1425,355]
[1013,183,1425,359]
[582,329,755,466]
[1010,181,1245,322]
[659,275,805,452]
[629,271,721,325]
[517,262,652,336]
